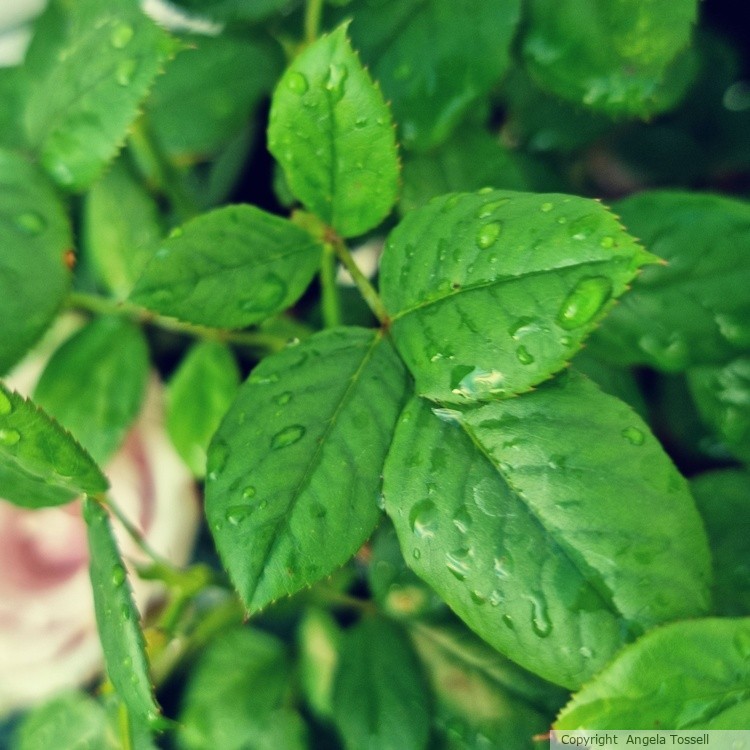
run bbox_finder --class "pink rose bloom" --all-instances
[0,345,199,715]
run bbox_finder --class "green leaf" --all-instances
[688,358,750,463]
[297,607,342,719]
[399,126,528,215]
[205,327,410,610]
[383,372,711,688]
[267,24,399,237]
[83,157,163,299]
[410,622,564,749]
[167,0,294,23]
[83,497,159,726]
[555,618,750,729]
[332,617,430,750]
[522,0,698,118]
[691,470,750,617]
[592,191,750,371]
[15,692,112,750]
[130,204,322,328]
[167,340,240,477]
[344,0,522,151]
[0,149,72,375]
[0,68,26,151]
[0,384,108,508]
[147,33,283,161]
[380,189,655,403]
[23,0,176,191]
[33,316,149,465]
[177,627,307,750]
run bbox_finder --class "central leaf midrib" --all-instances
[390,256,623,321]
[246,331,383,606]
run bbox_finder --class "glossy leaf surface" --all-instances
[555,618,750,728]
[205,327,409,610]
[167,341,240,477]
[522,0,698,117]
[34,316,149,464]
[380,189,654,403]
[84,498,159,726]
[332,618,430,750]
[592,191,750,370]
[345,0,522,150]
[130,205,321,328]
[0,384,108,508]
[268,25,399,237]
[0,150,71,375]
[23,0,176,191]
[383,372,711,688]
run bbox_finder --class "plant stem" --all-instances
[320,243,342,328]
[332,237,390,326]
[102,493,169,568]
[304,0,324,44]
[67,291,288,352]
[118,703,133,750]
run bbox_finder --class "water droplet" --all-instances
[493,556,511,579]
[409,500,439,539]
[476,197,510,219]
[286,71,308,94]
[452,368,506,399]
[0,391,12,415]
[473,478,502,517]
[445,548,471,581]
[273,391,292,406]
[110,23,134,49]
[206,439,230,481]
[354,116,368,128]
[567,214,599,240]
[115,58,137,86]
[431,407,462,425]
[621,426,645,445]
[515,345,534,365]
[530,597,552,637]
[556,276,612,330]
[502,614,515,629]
[452,506,472,534]
[412,548,422,560]
[249,372,280,386]
[14,211,46,235]
[600,236,615,248]
[0,428,20,446]
[475,222,502,249]
[242,485,256,499]
[326,63,348,100]
[579,646,593,659]
[271,425,305,449]
[376,492,386,510]
[489,590,504,606]
[470,590,486,605]
[540,202,554,212]
[111,564,126,587]
[226,505,254,526]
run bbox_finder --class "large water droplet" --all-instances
[226,504,255,526]
[115,59,137,86]
[326,63,348,100]
[206,439,230,481]
[286,71,309,94]
[452,506,472,534]
[556,276,612,330]
[14,211,47,235]
[431,407,462,425]
[110,23,134,49]
[111,564,126,587]
[452,367,506,398]
[530,597,552,637]
[271,425,306,449]
[621,426,645,445]
[473,478,502,517]
[445,548,471,581]
[515,345,534,365]
[409,499,438,539]
[475,222,502,249]
[0,428,20,446]
[0,391,12,415]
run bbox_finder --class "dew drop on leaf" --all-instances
[567,214,599,240]
[493,556,511,579]
[445,548,471,581]
[13,211,47,235]
[110,23,134,49]
[206,439,230,481]
[0,428,21,446]
[475,222,502,249]
[452,506,472,534]
[600,235,615,248]
[273,391,293,406]
[225,504,254,526]
[412,548,421,560]
[286,71,309,94]
[579,646,593,659]
[621,426,645,445]
[489,590,504,607]
[325,63,347,100]
[530,597,552,637]
[409,499,439,539]
[476,197,510,219]
[540,202,554,212]
[271,424,306,449]
[242,485,256,499]
[556,276,612,330]
[115,59,137,87]
[515,345,535,365]
[111,564,126,587]
[0,391,12,415]
[502,614,515,629]
[470,590,487,605]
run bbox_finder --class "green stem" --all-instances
[128,118,200,223]
[67,291,288,352]
[320,243,342,328]
[101,493,169,568]
[118,703,133,750]
[304,0,324,44]
[332,238,390,326]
